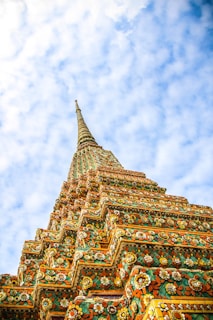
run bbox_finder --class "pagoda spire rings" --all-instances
[75,100,98,150]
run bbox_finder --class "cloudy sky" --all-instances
[0,0,212,274]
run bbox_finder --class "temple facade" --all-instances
[0,101,213,320]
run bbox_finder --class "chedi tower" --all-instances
[0,101,213,320]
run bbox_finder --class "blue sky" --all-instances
[0,0,212,274]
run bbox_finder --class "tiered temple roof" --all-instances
[0,102,212,320]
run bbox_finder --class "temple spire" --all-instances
[75,100,98,149]
[67,100,123,179]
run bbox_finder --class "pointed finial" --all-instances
[75,100,98,149]
[75,99,80,111]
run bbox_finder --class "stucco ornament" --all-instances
[172,271,182,281]
[159,256,168,266]
[171,311,185,320]
[114,277,122,287]
[172,257,181,266]
[36,271,45,281]
[116,228,126,238]
[158,302,168,312]
[100,276,110,286]
[188,277,203,291]
[60,298,69,308]
[94,252,105,261]
[134,272,151,289]
[184,258,194,267]
[0,291,6,302]
[125,252,137,265]
[143,294,154,306]
[144,254,153,265]
[117,307,129,320]
[159,269,170,280]
[107,305,117,314]
[81,276,93,290]
[165,283,177,295]
[94,302,104,314]
[56,273,66,282]
[41,298,52,312]
[67,304,83,319]
[20,292,29,301]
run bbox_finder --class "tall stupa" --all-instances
[0,101,212,320]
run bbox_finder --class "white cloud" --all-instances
[0,0,212,274]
